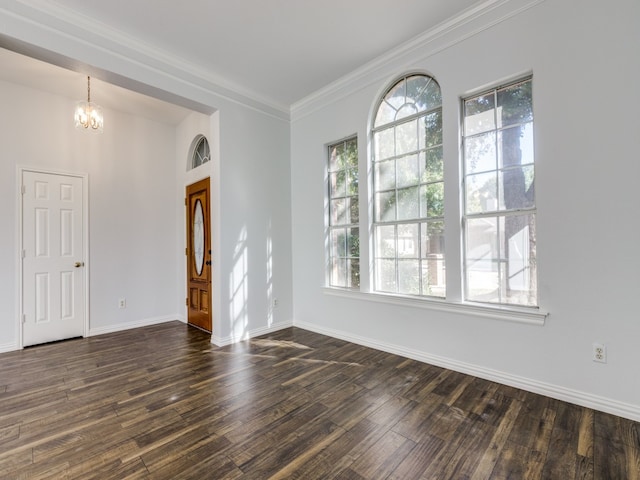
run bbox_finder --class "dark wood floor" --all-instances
[0,322,638,479]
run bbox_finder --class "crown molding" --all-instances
[2,0,291,120]
[291,0,546,122]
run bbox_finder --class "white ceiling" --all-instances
[1,0,482,122]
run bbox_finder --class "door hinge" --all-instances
[185,298,188,306]
[22,314,26,324]
[21,249,26,259]
[185,247,188,255]
[21,185,26,195]
[184,198,187,206]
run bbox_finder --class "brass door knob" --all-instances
[74,261,85,268]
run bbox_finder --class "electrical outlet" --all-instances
[272,298,279,308]
[592,343,606,363]
[118,298,126,309]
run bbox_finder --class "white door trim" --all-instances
[17,166,90,349]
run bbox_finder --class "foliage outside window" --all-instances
[462,77,537,306]
[372,74,445,297]
[327,137,360,288]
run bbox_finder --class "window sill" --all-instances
[322,287,547,326]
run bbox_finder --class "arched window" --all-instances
[371,74,445,297]
[188,135,210,170]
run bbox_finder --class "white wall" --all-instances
[0,80,180,349]
[174,107,295,345]
[291,0,640,420]
[215,103,293,344]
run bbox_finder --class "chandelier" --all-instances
[74,76,104,133]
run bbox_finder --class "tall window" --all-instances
[372,74,445,297]
[327,137,359,288]
[462,77,537,306]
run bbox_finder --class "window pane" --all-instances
[344,138,359,168]
[499,166,535,211]
[375,225,396,258]
[421,147,443,183]
[375,159,396,191]
[465,131,496,174]
[406,75,430,108]
[397,186,419,220]
[500,213,537,306]
[466,217,498,261]
[466,259,499,303]
[330,228,347,257]
[330,258,347,288]
[465,172,497,214]
[347,168,358,195]
[497,80,532,128]
[422,110,442,148]
[384,80,406,111]
[396,154,419,188]
[421,221,446,298]
[421,221,445,257]
[330,198,347,224]
[465,214,537,306]
[375,100,397,127]
[375,129,395,160]
[422,182,444,218]
[464,94,495,135]
[376,259,397,292]
[397,104,419,121]
[329,171,346,198]
[398,260,420,295]
[498,123,534,168]
[396,119,418,155]
[347,227,360,257]
[397,223,419,258]
[422,80,442,110]
[349,196,359,224]
[376,191,396,221]
[348,259,360,288]
[328,144,341,172]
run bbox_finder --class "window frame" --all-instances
[326,136,360,290]
[370,73,446,298]
[461,76,538,308]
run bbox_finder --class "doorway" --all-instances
[21,169,87,347]
[186,177,212,333]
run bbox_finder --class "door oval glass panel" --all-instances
[193,199,205,275]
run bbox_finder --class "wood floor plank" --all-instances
[0,321,637,479]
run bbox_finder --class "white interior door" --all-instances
[22,171,85,347]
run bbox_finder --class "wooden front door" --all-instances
[186,178,212,332]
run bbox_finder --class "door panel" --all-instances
[186,178,212,332]
[22,171,85,346]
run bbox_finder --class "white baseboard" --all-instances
[212,320,293,347]
[295,320,640,422]
[88,315,179,337]
[0,342,19,353]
